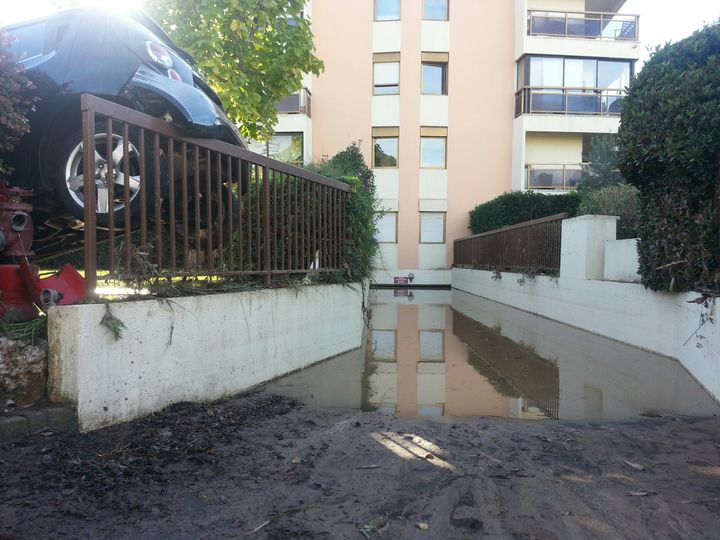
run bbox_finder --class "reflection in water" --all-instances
[265,289,720,421]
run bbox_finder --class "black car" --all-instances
[2,7,245,246]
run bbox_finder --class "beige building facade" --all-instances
[262,0,640,285]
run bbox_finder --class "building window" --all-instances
[374,61,400,95]
[375,212,397,243]
[375,0,400,21]
[517,55,632,115]
[420,212,445,243]
[423,0,448,21]
[420,136,446,168]
[372,330,396,361]
[372,127,399,168]
[248,132,303,165]
[419,330,444,361]
[422,62,447,95]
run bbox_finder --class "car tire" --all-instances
[44,120,165,229]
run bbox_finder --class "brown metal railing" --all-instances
[81,94,349,296]
[453,213,567,274]
[528,10,639,41]
[514,86,624,117]
[526,164,584,190]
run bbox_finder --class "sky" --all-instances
[619,0,720,68]
[2,0,720,71]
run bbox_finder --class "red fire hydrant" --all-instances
[0,182,84,322]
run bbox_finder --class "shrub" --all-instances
[0,30,36,178]
[577,134,623,192]
[307,143,379,282]
[578,183,639,239]
[469,191,581,235]
[617,21,720,292]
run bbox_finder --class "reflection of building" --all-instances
[258,0,641,286]
[367,289,556,419]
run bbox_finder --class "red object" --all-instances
[0,182,85,322]
[0,182,34,261]
[0,265,39,322]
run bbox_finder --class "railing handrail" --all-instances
[80,94,347,192]
[526,163,586,167]
[528,9,639,18]
[516,86,626,93]
[454,213,568,243]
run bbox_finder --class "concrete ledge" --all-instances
[48,284,365,432]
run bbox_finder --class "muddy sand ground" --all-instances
[1,393,719,539]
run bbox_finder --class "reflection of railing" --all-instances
[528,10,639,41]
[453,213,567,274]
[80,94,348,296]
[515,86,624,117]
[526,164,585,190]
[453,311,559,419]
[275,88,312,117]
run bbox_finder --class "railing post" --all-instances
[81,95,97,298]
[263,164,271,285]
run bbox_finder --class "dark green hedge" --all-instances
[617,22,720,292]
[469,191,581,235]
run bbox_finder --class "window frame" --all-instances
[420,136,447,169]
[422,0,449,21]
[371,329,397,361]
[374,0,401,21]
[375,212,398,244]
[373,60,400,95]
[372,135,400,168]
[419,212,446,244]
[419,330,445,362]
[421,61,448,95]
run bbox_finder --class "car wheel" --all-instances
[45,122,163,228]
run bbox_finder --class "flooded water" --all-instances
[265,289,720,421]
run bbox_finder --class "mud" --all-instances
[1,392,719,539]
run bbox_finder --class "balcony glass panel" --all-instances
[566,14,601,38]
[529,12,565,36]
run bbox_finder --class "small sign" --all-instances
[394,277,409,285]
[394,289,409,297]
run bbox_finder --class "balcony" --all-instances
[275,88,312,117]
[528,10,639,41]
[514,87,624,117]
[526,164,584,190]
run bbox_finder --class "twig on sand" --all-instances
[245,505,320,535]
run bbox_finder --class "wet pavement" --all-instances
[266,288,720,422]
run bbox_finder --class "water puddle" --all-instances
[264,289,720,421]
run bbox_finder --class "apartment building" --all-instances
[255,0,641,285]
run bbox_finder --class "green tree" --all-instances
[617,21,720,292]
[147,0,324,140]
[577,134,623,192]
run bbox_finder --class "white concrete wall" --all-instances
[604,238,640,283]
[372,95,401,126]
[560,215,618,280]
[48,284,365,431]
[373,21,401,52]
[420,95,449,126]
[421,20,450,51]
